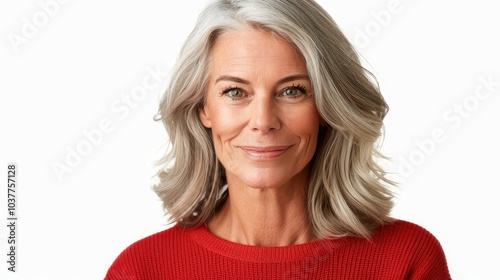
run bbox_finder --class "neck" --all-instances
[208,173,315,246]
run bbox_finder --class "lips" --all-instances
[238,146,291,160]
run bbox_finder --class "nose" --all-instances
[248,94,281,133]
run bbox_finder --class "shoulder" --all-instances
[104,225,190,280]
[370,220,451,279]
[375,219,437,239]
[372,219,445,256]
[114,225,186,257]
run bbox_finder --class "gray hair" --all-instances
[154,0,394,239]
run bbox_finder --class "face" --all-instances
[199,29,321,189]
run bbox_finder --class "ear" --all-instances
[198,105,212,128]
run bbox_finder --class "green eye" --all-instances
[281,85,307,98]
[223,88,244,98]
[283,88,301,96]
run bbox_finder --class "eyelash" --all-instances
[281,84,308,98]
[221,85,242,94]
[220,84,308,100]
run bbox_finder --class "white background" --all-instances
[1,0,499,279]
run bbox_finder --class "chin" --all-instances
[245,180,285,189]
[232,169,297,189]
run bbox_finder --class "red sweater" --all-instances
[105,220,451,279]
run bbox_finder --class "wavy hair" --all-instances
[154,0,394,239]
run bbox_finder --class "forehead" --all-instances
[209,28,307,75]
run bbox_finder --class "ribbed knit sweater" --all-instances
[105,220,451,279]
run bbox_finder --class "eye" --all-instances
[222,87,245,98]
[283,88,301,97]
[280,84,307,98]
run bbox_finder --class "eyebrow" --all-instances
[214,74,310,85]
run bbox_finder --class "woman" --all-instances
[106,0,451,279]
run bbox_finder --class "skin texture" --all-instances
[199,29,321,246]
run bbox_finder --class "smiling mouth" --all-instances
[238,146,291,160]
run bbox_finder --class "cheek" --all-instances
[209,106,245,141]
[283,104,321,138]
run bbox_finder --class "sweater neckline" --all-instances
[185,224,351,263]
